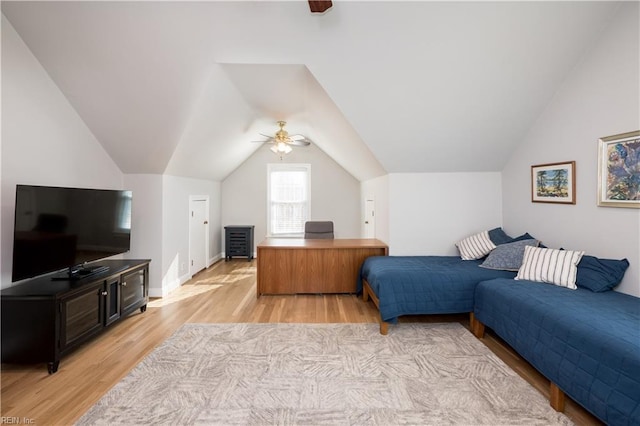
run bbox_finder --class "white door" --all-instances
[189,198,207,276]
[364,199,375,239]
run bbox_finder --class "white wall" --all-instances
[502,2,640,296]
[123,174,163,297]
[1,16,123,288]
[222,143,361,254]
[361,174,390,244]
[389,172,503,256]
[161,175,221,295]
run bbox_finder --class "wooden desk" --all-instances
[256,238,388,296]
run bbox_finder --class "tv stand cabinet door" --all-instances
[120,265,148,316]
[60,282,104,352]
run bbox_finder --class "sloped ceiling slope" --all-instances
[1,1,620,180]
[165,63,385,181]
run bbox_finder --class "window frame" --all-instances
[266,163,311,238]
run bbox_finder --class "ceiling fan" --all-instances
[254,121,312,155]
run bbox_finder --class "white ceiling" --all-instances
[1,1,621,181]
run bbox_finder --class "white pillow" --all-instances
[455,230,496,260]
[516,246,585,289]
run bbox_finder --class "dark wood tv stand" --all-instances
[1,259,150,373]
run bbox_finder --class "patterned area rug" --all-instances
[77,323,572,425]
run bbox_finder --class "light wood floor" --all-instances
[1,259,601,425]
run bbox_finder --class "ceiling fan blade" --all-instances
[288,139,312,147]
[252,124,310,148]
[289,134,307,141]
[309,0,332,13]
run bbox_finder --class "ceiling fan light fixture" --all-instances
[270,142,292,155]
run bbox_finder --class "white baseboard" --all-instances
[208,253,223,267]
[179,271,191,286]
[164,277,183,296]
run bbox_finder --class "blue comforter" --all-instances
[359,256,516,323]
[474,278,640,425]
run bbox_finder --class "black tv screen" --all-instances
[12,185,132,282]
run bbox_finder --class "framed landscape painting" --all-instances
[531,161,576,204]
[598,130,640,208]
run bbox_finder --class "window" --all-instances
[267,164,310,237]
[116,191,132,232]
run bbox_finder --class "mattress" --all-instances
[474,278,640,425]
[359,256,516,323]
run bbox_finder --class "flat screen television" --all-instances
[12,184,132,282]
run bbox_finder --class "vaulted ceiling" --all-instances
[1,1,621,181]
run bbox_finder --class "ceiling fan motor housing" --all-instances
[275,121,289,142]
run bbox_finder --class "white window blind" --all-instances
[267,164,310,237]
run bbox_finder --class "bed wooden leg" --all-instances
[471,314,485,339]
[362,279,387,334]
[380,321,389,335]
[550,383,566,412]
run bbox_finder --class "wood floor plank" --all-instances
[1,259,601,425]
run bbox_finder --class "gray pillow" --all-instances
[479,239,539,271]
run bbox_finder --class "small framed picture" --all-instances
[531,161,576,204]
[597,130,640,208]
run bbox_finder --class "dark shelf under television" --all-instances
[1,259,150,373]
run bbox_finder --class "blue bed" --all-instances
[359,256,516,332]
[474,278,640,425]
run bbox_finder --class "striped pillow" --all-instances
[516,246,585,289]
[456,230,496,260]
